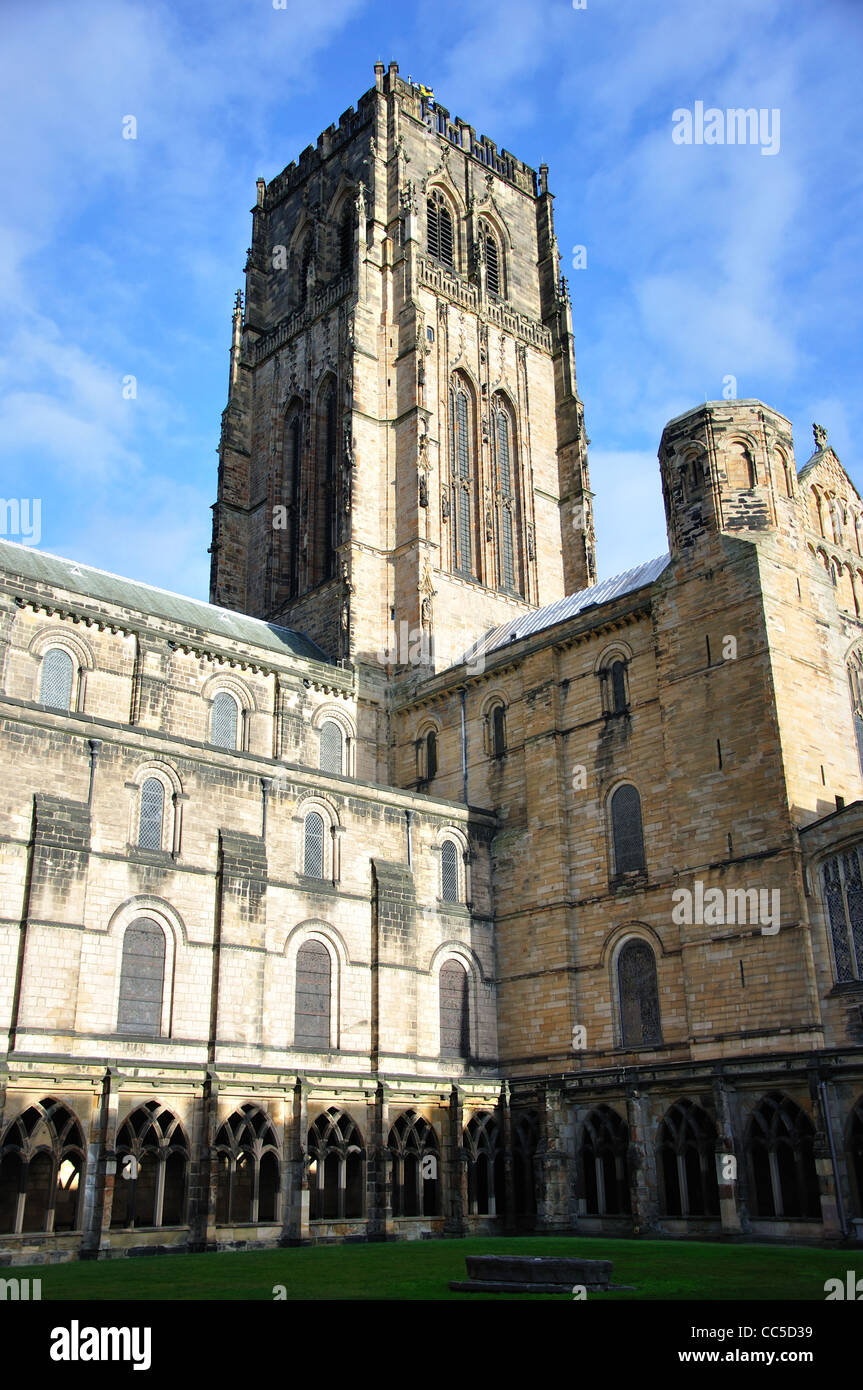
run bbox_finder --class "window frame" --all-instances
[427,188,455,271]
[209,688,243,751]
[38,645,77,712]
[116,917,168,1039]
[294,938,333,1049]
[615,936,663,1048]
[608,782,647,880]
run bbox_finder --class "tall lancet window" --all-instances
[313,380,338,587]
[284,408,303,598]
[479,220,502,296]
[849,653,863,778]
[427,190,454,270]
[449,375,478,580]
[492,396,521,595]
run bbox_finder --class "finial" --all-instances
[813,422,828,450]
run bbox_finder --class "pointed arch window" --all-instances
[299,232,314,308]
[581,1106,631,1216]
[295,940,331,1048]
[479,220,501,296]
[617,938,662,1047]
[492,398,521,594]
[284,408,303,598]
[512,1111,539,1215]
[137,777,165,851]
[388,1112,440,1217]
[463,1113,505,1216]
[657,1100,719,1217]
[117,918,165,1037]
[849,656,863,778]
[449,376,478,578]
[307,1109,365,1220]
[427,190,454,269]
[339,202,353,273]
[111,1102,188,1230]
[0,1099,85,1235]
[312,382,338,585]
[39,647,74,711]
[820,847,863,983]
[215,1104,280,1225]
[747,1092,819,1219]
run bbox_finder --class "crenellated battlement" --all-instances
[260,63,539,214]
[263,89,376,210]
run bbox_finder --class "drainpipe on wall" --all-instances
[405,809,413,868]
[459,686,468,804]
[87,739,101,809]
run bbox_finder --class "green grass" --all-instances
[5,1235,856,1300]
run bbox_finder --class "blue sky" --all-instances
[0,0,860,599]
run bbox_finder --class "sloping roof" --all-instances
[0,539,332,666]
[465,554,671,664]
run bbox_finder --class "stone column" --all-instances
[625,1086,660,1233]
[278,1085,296,1245]
[444,1084,466,1235]
[811,1069,844,1237]
[498,1083,514,1228]
[367,1082,392,1240]
[80,1068,118,1259]
[711,1072,745,1234]
[292,1079,310,1240]
[538,1083,571,1230]
[198,1069,220,1252]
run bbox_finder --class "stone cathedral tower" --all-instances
[209,61,595,704]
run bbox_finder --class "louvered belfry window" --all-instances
[295,940,331,1048]
[439,959,469,1056]
[441,840,459,902]
[483,224,500,295]
[304,812,325,879]
[319,720,343,775]
[427,191,454,269]
[39,647,74,710]
[210,691,239,749]
[611,784,646,875]
[117,919,165,1036]
[138,777,164,850]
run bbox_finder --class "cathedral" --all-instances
[1,61,862,1262]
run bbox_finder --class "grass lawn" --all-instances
[6,1235,855,1300]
